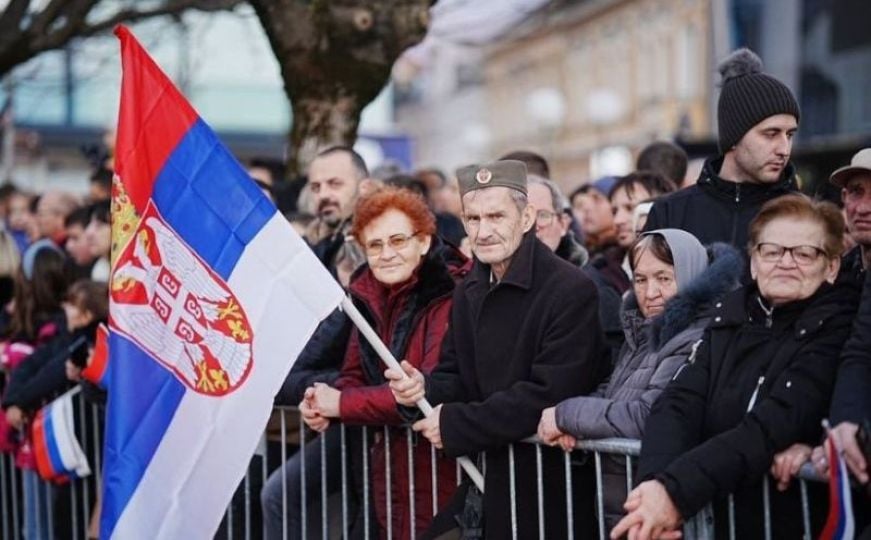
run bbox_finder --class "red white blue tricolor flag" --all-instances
[819,434,855,540]
[102,26,344,539]
[32,388,91,483]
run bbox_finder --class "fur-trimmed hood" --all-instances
[622,242,743,351]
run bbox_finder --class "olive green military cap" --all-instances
[456,160,528,198]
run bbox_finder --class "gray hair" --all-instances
[527,174,569,213]
[509,189,529,214]
[461,187,529,214]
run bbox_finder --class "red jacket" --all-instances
[335,241,468,540]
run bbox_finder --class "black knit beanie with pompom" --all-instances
[716,48,800,153]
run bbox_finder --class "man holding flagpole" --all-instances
[388,160,605,539]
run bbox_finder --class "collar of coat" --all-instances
[696,155,797,204]
[622,242,743,350]
[555,232,590,268]
[466,230,541,293]
[707,280,853,340]
[349,237,468,384]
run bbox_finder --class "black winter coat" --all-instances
[275,307,351,405]
[644,156,797,249]
[831,269,871,425]
[424,231,605,539]
[2,325,88,411]
[638,282,857,538]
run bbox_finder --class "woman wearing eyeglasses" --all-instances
[300,186,469,540]
[611,194,859,540]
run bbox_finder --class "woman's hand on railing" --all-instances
[557,434,577,453]
[385,360,425,406]
[299,387,330,432]
[611,480,682,540]
[311,382,341,418]
[770,443,812,491]
[537,407,574,452]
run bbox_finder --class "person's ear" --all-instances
[559,213,571,235]
[825,256,840,284]
[419,234,432,256]
[521,204,536,233]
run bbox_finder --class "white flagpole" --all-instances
[340,295,486,492]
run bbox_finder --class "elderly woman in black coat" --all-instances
[612,194,859,540]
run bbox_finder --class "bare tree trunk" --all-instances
[249,0,431,178]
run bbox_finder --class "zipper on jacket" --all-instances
[671,339,704,381]
[746,375,765,412]
[734,184,741,204]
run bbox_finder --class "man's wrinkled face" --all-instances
[308,153,361,228]
[462,187,534,268]
[731,114,797,184]
[843,174,871,248]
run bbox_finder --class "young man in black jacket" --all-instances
[643,48,799,250]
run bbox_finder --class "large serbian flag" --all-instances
[102,26,343,539]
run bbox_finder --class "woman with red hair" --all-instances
[301,186,468,539]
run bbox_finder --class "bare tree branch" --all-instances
[0,0,244,76]
[77,0,245,39]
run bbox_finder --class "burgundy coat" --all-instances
[335,241,468,540]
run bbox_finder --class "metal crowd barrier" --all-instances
[0,402,832,540]
[0,390,104,540]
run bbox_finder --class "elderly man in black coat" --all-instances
[388,160,605,539]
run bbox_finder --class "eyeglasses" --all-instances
[754,242,827,265]
[535,210,558,226]
[363,232,420,256]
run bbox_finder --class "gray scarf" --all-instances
[642,229,708,291]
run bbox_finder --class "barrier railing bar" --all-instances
[341,424,349,540]
[564,451,574,540]
[363,425,370,540]
[244,468,251,540]
[385,427,393,540]
[800,478,812,540]
[12,459,20,540]
[594,451,605,540]
[71,479,80,540]
[320,433,328,540]
[407,428,416,540]
[430,444,438,517]
[535,443,544,540]
[2,454,10,540]
[280,410,288,540]
[762,475,772,540]
[508,443,518,540]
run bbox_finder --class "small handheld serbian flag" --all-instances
[102,26,343,539]
[819,429,855,540]
[32,387,91,483]
[81,323,109,387]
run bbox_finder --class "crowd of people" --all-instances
[0,45,869,540]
